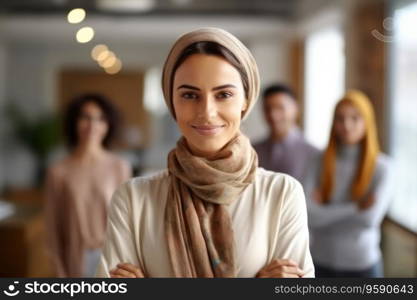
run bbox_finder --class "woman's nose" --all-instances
[197,95,217,118]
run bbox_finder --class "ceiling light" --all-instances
[67,8,86,24]
[76,27,94,43]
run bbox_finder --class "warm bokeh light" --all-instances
[67,8,86,24]
[76,27,95,43]
[96,50,112,62]
[104,58,123,74]
[100,55,117,68]
[97,51,115,65]
[91,44,108,60]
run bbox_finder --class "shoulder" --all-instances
[295,133,319,155]
[252,138,269,151]
[305,148,323,172]
[374,153,392,179]
[254,168,307,223]
[255,167,305,204]
[256,167,300,187]
[304,140,320,156]
[376,153,391,169]
[46,157,72,180]
[120,169,169,193]
[111,169,170,210]
[106,152,131,170]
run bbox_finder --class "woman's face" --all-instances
[172,54,247,157]
[77,101,109,147]
[334,102,366,145]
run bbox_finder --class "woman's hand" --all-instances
[109,262,144,278]
[256,259,304,278]
[357,194,375,211]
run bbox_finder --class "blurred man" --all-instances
[253,84,318,182]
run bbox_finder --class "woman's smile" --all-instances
[191,124,226,136]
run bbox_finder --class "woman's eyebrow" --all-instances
[212,84,236,91]
[177,84,237,91]
[177,84,200,91]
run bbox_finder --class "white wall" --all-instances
[243,38,291,142]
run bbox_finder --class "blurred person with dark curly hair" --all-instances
[44,94,131,277]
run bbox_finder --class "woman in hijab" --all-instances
[45,94,132,277]
[304,90,392,277]
[95,28,314,278]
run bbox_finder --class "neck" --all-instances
[270,127,295,142]
[338,142,361,157]
[72,142,106,161]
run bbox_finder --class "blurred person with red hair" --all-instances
[303,90,393,277]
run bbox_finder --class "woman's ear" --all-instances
[241,100,248,113]
[241,101,248,119]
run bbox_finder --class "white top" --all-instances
[96,167,315,277]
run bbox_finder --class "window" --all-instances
[388,1,417,232]
[304,27,345,149]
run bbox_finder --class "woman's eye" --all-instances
[216,91,233,99]
[181,92,198,100]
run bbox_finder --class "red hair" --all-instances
[319,90,380,203]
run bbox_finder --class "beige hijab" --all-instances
[162,28,260,277]
[162,27,260,121]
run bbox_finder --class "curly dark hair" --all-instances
[64,93,120,149]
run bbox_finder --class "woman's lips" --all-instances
[191,125,225,136]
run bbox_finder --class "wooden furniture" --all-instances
[0,201,54,277]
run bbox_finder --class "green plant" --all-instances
[6,104,62,162]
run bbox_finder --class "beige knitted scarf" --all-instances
[166,133,258,277]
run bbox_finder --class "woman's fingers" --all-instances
[110,267,136,278]
[109,262,144,278]
[274,259,298,267]
[257,259,304,278]
[267,265,304,277]
[358,194,375,210]
[257,267,303,278]
[117,263,144,278]
[265,259,298,271]
[258,271,300,278]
